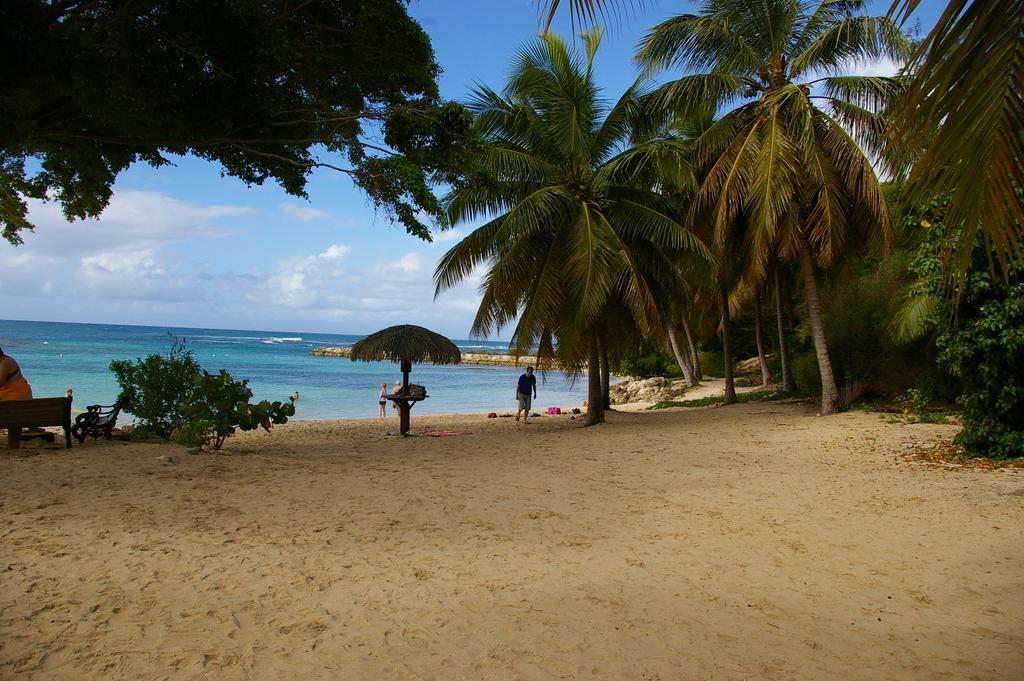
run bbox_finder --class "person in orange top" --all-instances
[0,347,33,400]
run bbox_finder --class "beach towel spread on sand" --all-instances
[423,430,472,437]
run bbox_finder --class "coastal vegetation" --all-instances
[434,30,710,426]
[4,0,1020,458]
[110,340,295,450]
[427,0,1021,458]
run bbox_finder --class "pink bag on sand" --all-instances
[546,407,561,415]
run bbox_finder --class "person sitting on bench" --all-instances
[0,347,33,401]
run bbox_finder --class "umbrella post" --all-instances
[399,402,411,435]
[347,325,461,436]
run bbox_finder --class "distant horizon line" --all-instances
[0,317,515,345]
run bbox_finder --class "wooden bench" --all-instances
[72,398,127,442]
[0,397,73,449]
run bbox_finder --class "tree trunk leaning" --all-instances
[774,269,795,394]
[799,242,841,414]
[667,324,697,387]
[584,343,605,426]
[719,284,737,405]
[599,339,611,410]
[754,286,772,388]
[682,316,702,381]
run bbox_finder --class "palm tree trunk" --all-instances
[667,324,697,387]
[719,284,736,405]
[599,339,611,410]
[584,343,605,426]
[799,241,841,414]
[754,286,772,388]
[774,269,794,393]
[682,316,701,380]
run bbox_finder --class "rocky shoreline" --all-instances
[609,376,684,405]
[310,346,546,368]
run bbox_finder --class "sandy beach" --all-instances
[2,400,1022,680]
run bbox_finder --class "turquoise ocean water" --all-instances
[0,319,589,421]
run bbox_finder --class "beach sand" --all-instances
[2,401,1022,680]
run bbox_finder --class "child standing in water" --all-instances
[378,383,388,418]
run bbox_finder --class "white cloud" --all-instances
[0,190,251,301]
[255,244,358,308]
[280,202,329,221]
[432,228,466,243]
[77,249,202,302]
[843,55,904,78]
[375,252,423,277]
[320,244,352,260]
[13,190,250,259]
[0,188,492,336]
[245,246,486,333]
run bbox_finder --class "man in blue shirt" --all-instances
[515,365,537,424]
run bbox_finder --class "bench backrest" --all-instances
[0,397,72,429]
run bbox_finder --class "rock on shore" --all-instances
[609,376,685,405]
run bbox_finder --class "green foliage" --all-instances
[636,0,907,285]
[830,257,947,398]
[938,274,1024,459]
[897,387,949,425]
[179,370,297,450]
[697,350,724,378]
[650,388,785,410]
[617,343,680,379]
[889,0,1024,288]
[0,1,472,244]
[111,339,296,448]
[109,338,202,439]
[791,351,820,395]
[435,30,708,364]
[900,206,1024,458]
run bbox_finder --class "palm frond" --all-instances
[535,0,645,32]
[637,13,762,76]
[889,0,1024,283]
[889,288,940,344]
[647,72,753,120]
[790,14,909,77]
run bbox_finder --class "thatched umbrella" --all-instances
[349,325,461,434]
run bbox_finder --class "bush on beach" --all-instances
[109,337,202,439]
[176,370,296,450]
[110,339,296,449]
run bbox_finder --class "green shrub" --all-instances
[938,277,1024,458]
[109,338,202,438]
[894,386,949,425]
[898,206,1023,458]
[791,351,820,394]
[697,350,724,377]
[179,369,297,450]
[617,342,679,378]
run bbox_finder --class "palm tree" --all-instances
[434,30,706,426]
[637,0,909,414]
[888,0,1024,285]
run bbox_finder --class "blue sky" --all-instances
[0,0,946,339]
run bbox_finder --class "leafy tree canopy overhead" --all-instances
[0,0,473,245]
